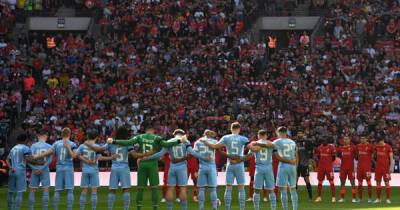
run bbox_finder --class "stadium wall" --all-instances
[48,172,400,187]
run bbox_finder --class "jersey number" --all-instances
[173,146,184,158]
[115,147,124,161]
[83,150,95,161]
[231,141,239,155]
[283,144,296,157]
[259,149,268,161]
[35,149,48,162]
[142,144,153,153]
[59,148,66,161]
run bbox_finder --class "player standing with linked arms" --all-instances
[355,134,375,202]
[200,122,249,210]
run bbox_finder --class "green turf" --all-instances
[0,186,399,209]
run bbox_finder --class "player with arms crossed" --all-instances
[7,133,45,210]
[295,131,313,201]
[256,127,298,210]
[76,129,120,210]
[85,126,144,210]
[337,136,357,202]
[143,129,209,210]
[314,137,336,203]
[200,122,249,210]
[373,134,394,204]
[107,124,186,210]
[355,134,375,202]
[28,131,53,210]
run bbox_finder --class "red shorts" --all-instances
[375,169,391,182]
[317,167,334,181]
[340,168,355,181]
[356,168,371,181]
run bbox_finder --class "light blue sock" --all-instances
[80,192,87,210]
[7,192,14,210]
[210,187,218,210]
[281,191,288,210]
[167,201,173,210]
[29,191,35,210]
[43,191,50,210]
[123,192,130,210]
[91,192,98,210]
[15,192,23,210]
[67,189,74,210]
[253,192,260,210]
[198,187,205,210]
[53,191,60,210]
[180,200,188,210]
[224,188,232,210]
[290,191,298,210]
[239,188,245,210]
[269,192,277,210]
[107,193,115,210]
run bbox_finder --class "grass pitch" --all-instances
[0,186,399,209]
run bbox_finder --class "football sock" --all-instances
[53,191,60,210]
[198,187,205,210]
[43,191,49,210]
[91,192,97,210]
[253,192,260,210]
[107,193,115,210]
[269,192,277,210]
[79,192,87,210]
[281,191,288,210]
[224,188,232,210]
[290,191,298,210]
[210,187,218,210]
[239,188,245,210]
[123,192,130,210]
[15,192,23,210]
[28,191,35,210]
[67,189,74,210]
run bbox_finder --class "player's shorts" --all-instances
[297,164,310,178]
[356,168,372,181]
[109,167,131,189]
[8,170,27,192]
[276,164,297,188]
[254,165,274,190]
[168,163,188,186]
[375,169,391,182]
[81,172,99,188]
[197,166,217,187]
[340,168,355,181]
[226,163,245,185]
[137,162,159,187]
[55,167,74,191]
[30,170,50,188]
[317,167,334,181]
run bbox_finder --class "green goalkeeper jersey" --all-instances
[114,133,180,165]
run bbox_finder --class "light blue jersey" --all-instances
[76,144,100,173]
[103,144,133,189]
[29,141,53,188]
[273,138,297,188]
[193,138,218,187]
[8,144,32,193]
[217,134,248,185]
[53,139,77,191]
[253,139,275,190]
[52,139,77,169]
[105,144,133,169]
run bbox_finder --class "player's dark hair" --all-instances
[115,126,130,139]
[16,133,28,143]
[231,122,241,130]
[86,129,98,140]
[173,129,185,136]
[258,130,267,136]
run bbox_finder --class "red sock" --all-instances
[351,187,356,199]
[317,181,323,197]
[340,187,346,199]
[329,180,336,197]
[377,185,382,199]
[358,182,363,199]
[249,179,254,197]
[274,186,279,195]
[385,184,391,199]
[176,186,180,195]
[367,180,372,199]
[263,189,267,198]
[193,186,198,197]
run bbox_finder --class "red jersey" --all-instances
[337,145,356,170]
[375,143,392,171]
[316,144,336,168]
[356,143,375,170]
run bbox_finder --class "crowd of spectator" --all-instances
[0,0,398,168]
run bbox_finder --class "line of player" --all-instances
[6,122,299,210]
